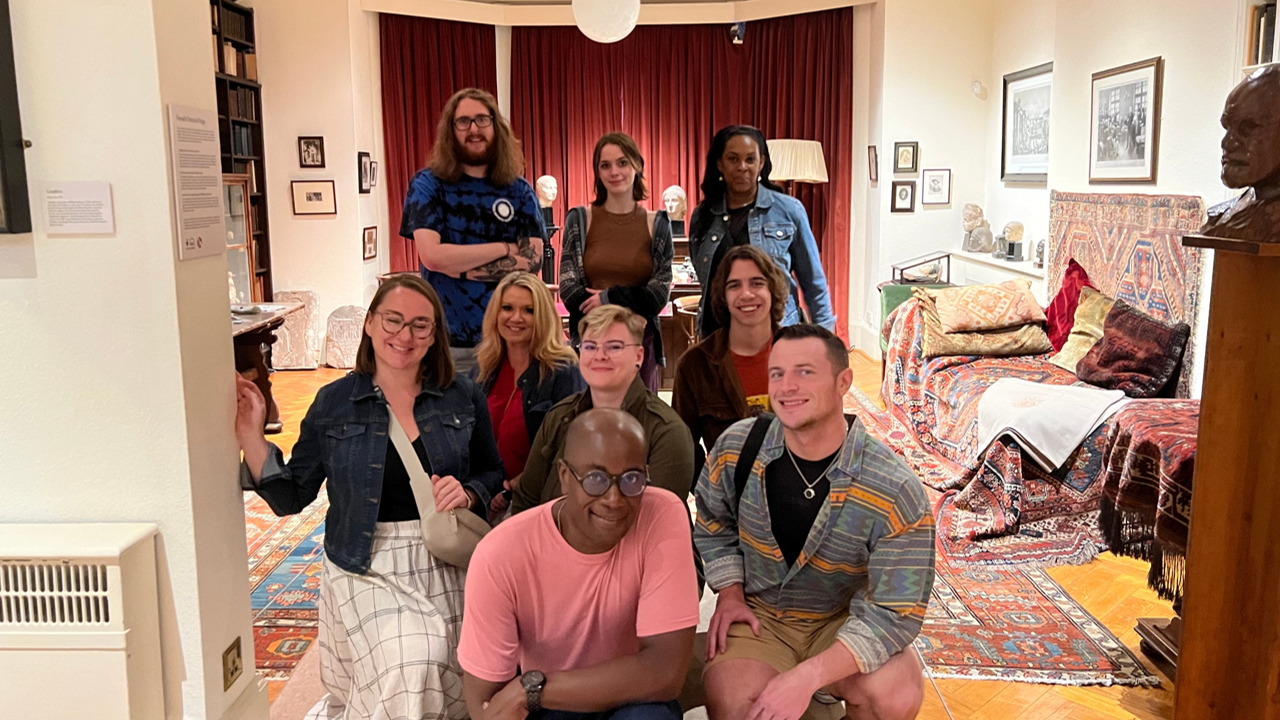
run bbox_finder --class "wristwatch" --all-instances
[521,670,546,712]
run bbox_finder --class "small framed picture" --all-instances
[362,225,377,261]
[1001,62,1052,182]
[920,169,952,205]
[291,180,337,215]
[1089,57,1163,183]
[867,146,878,183]
[370,161,379,188]
[893,141,919,173]
[298,136,325,168]
[358,152,372,194]
[890,180,916,213]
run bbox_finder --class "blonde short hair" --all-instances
[578,305,645,343]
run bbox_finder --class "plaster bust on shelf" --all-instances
[961,203,994,253]
[662,185,687,221]
[535,175,558,209]
[1003,221,1024,244]
[1201,65,1280,243]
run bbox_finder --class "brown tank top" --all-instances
[582,205,654,289]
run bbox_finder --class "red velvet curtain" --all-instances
[380,14,497,272]
[510,9,853,338]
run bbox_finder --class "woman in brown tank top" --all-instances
[559,132,674,392]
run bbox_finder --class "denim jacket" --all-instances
[241,372,504,575]
[475,360,586,442]
[689,184,835,335]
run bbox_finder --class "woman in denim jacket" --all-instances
[473,272,585,520]
[559,132,674,392]
[688,125,836,337]
[235,274,502,720]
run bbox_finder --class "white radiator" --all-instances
[0,523,164,720]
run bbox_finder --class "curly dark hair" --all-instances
[709,245,789,328]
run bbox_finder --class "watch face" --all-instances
[522,670,546,691]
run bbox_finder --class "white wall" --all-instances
[2,1,267,719]
[254,0,390,328]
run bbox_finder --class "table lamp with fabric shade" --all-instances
[767,139,829,185]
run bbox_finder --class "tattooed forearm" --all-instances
[462,239,543,282]
[518,236,543,275]
[465,252,519,282]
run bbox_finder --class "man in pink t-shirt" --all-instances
[459,409,700,720]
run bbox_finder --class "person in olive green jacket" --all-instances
[510,305,696,515]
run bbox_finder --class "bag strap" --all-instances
[733,413,775,513]
[386,405,438,520]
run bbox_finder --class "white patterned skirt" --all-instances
[305,521,468,720]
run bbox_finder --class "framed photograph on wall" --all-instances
[298,136,325,168]
[358,152,372,194]
[893,142,919,173]
[920,169,952,205]
[890,180,916,213]
[1089,57,1163,183]
[291,180,337,215]
[362,226,377,261]
[1001,62,1052,182]
[370,161,379,188]
[867,146,878,183]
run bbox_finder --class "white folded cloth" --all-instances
[977,378,1130,472]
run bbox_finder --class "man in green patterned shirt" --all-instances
[694,325,935,720]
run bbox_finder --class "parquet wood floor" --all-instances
[266,358,1177,719]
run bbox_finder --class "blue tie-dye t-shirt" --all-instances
[399,169,545,347]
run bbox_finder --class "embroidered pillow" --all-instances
[915,289,1052,359]
[927,279,1047,334]
[1045,259,1096,352]
[1049,287,1115,374]
[1076,300,1191,398]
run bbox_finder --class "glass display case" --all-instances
[223,174,257,303]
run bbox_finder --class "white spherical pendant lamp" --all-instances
[572,0,640,44]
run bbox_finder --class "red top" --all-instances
[732,342,772,417]
[487,361,531,480]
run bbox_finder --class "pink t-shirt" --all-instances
[458,489,700,682]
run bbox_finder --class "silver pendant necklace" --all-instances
[785,446,839,500]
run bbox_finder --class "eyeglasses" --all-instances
[377,311,435,339]
[580,341,641,357]
[453,114,494,131]
[560,461,649,498]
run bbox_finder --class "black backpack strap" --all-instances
[733,413,775,512]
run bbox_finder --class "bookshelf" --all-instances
[1245,2,1278,74]
[211,0,272,301]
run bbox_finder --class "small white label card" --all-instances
[43,181,115,235]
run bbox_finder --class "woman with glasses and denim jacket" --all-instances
[508,305,694,516]
[688,125,836,337]
[559,132,674,392]
[473,272,585,521]
[235,274,503,720]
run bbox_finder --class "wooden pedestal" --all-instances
[1174,236,1280,719]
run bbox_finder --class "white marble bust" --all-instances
[662,185,687,221]
[535,175,558,208]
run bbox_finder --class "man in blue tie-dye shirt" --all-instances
[400,88,545,372]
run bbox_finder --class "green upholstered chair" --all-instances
[878,283,952,357]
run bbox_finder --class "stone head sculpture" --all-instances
[1202,65,1280,243]
[962,203,986,233]
[662,185,687,221]
[1003,222,1025,244]
[535,175,558,208]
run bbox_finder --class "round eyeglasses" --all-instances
[376,311,435,339]
[560,461,649,498]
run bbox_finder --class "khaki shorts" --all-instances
[704,599,850,674]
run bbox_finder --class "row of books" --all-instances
[230,125,255,158]
[1248,3,1277,67]
[216,6,251,45]
[227,87,257,122]
[220,43,258,80]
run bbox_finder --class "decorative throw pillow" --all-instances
[1045,259,1096,351]
[927,279,1047,334]
[915,289,1052,359]
[1077,300,1191,398]
[1050,287,1115,374]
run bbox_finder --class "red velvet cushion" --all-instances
[1077,299,1191,398]
[1045,259,1095,352]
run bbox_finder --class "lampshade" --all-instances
[572,0,640,43]
[767,139,829,183]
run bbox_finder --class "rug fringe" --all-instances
[923,669,1162,688]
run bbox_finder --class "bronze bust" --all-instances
[1202,65,1280,243]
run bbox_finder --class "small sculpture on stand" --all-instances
[663,185,688,237]
[1002,221,1025,262]
[962,203,995,253]
[1034,239,1046,269]
[1201,65,1280,243]
[535,175,559,283]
